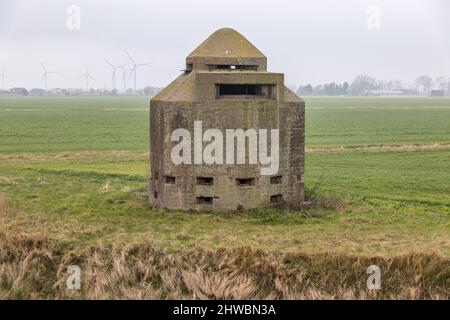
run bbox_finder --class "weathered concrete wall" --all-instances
[149,28,305,211]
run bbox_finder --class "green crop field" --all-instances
[0,96,449,254]
[1,96,450,153]
[0,96,449,299]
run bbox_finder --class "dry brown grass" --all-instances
[306,143,450,153]
[0,150,147,162]
[0,230,448,300]
[1,144,448,162]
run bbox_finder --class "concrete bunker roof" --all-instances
[187,28,266,59]
[152,28,303,104]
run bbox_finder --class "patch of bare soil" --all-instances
[0,151,148,161]
[306,143,450,153]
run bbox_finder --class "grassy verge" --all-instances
[1,230,448,299]
[1,96,449,298]
[1,148,448,256]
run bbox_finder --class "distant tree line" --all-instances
[3,75,448,97]
[297,82,350,96]
[296,75,449,96]
[0,86,162,97]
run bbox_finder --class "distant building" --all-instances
[430,90,445,97]
[400,89,421,96]
[10,87,29,96]
[363,89,420,96]
[30,88,46,96]
[47,88,64,96]
[363,89,403,96]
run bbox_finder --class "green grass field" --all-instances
[0,96,449,257]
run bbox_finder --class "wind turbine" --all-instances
[0,65,12,90]
[119,64,129,93]
[104,59,125,91]
[40,62,58,90]
[125,51,152,92]
[79,65,96,92]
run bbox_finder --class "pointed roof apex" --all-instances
[188,28,266,58]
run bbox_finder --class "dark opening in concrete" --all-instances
[217,84,276,99]
[270,194,283,203]
[209,64,258,71]
[164,176,176,184]
[219,84,261,96]
[197,177,214,185]
[197,196,213,204]
[236,178,255,186]
[270,175,282,184]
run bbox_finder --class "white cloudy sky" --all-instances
[0,0,449,89]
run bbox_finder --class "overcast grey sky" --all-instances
[0,0,449,90]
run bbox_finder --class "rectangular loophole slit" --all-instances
[270,175,282,184]
[164,176,176,184]
[197,196,213,205]
[154,191,158,199]
[219,84,262,96]
[270,194,283,203]
[236,178,255,186]
[216,84,276,99]
[209,64,258,71]
[154,171,159,180]
[197,177,214,185]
